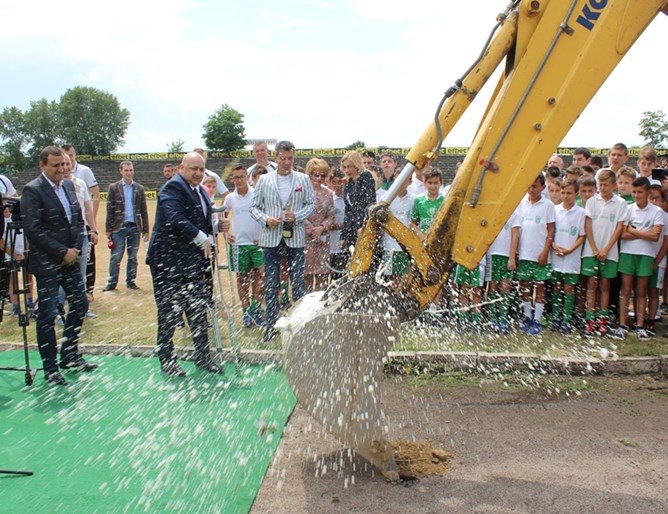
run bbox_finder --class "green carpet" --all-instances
[0,351,295,514]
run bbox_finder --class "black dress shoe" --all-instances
[60,358,99,372]
[45,371,67,386]
[126,283,140,290]
[161,360,187,377]
[195,359,224,374]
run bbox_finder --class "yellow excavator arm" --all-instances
[282,0,668,481]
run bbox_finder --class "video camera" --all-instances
[1,195,21,223]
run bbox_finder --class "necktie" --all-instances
[193,187,206,214]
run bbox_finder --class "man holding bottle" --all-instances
[250,141,315,342]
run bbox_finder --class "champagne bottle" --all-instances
[282,203,293,239]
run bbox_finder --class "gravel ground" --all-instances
[251,374,668,513]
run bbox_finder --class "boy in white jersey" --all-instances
[328,170,347,281]
[646,185,668,334]
[222,164,265,328]
[485,209,520,334]
[581,169,628,336]
[382,180,415,282]
[549,181,585,335]
[614,177,664,340]
[517,174,556,335]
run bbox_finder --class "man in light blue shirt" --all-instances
[103,161,149,291]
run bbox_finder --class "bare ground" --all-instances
[251,374,668,514]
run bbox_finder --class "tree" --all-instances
[202,104,245,154]
[24,98,60,163]
[345,140,366,150]
[639,110,668,148]
[0,106,29,173]
[167,139,185,152]
[59,86,130,155]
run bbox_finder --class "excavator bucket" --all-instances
[278,292,401,481]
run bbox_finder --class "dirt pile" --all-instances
[392,440,452,478]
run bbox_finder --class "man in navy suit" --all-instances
[146,152,223,376]
[21,146,97,385]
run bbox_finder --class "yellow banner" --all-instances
[80,146,664,162]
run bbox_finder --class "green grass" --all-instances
[396,320,668,358]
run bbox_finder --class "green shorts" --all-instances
[618,253,654,277]
[489,254,514,282]
[551,271,580,286]
[228,244,264,274]
[516,260,552,282]
[580,256,618,279]
[383,250,411,275]
[454,264,483,287]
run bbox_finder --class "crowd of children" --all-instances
[215,143,668,340]
[440,144,668,339]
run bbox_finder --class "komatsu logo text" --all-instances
[576,0,607,31]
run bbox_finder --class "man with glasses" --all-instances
[250,140,315,342]
[222,165,265,327]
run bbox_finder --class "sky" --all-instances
[1,0,666,154]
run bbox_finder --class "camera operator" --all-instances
[21,146,98,386]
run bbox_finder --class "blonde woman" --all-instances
[340,150,376,256]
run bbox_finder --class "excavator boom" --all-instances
[282,0,668,481]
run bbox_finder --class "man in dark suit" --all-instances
[21,146,98,385]
[146,152,223,377]
[103,161,149,291]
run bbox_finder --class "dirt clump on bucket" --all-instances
[391,440,452,478]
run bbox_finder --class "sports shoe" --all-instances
[85,311,98,319]
[520,317,532,333]
[611,326,627,340]
[496,320,510,335]
[635,328,651,340]
[549,320,561,332]
[596,318,608,337]
[247,307,265,327]
[243,312,253,328]
[527,319,542,335]
[660,302,668,315]
[560,323,572,335]
[584,319,596,337]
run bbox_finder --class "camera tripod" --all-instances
[0,211,35,477]
[0,218,39,386]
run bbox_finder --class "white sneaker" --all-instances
[636,328,650,340]
[611,326,626,340]
[85,311,98,319]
